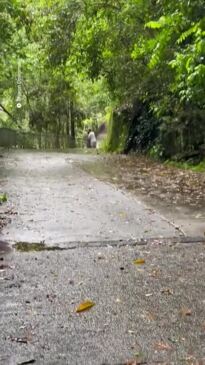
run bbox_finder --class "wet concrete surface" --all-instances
[0,150,205,365]
[0,151,181,244]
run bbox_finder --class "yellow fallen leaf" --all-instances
[133,258,145,265]
[76,300,95,313]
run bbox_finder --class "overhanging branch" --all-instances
[0,103,14,120]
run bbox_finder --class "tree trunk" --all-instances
[55,119,61,149]
[66,102,70,147]
[70,100,76,147]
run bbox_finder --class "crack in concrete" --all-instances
[8,235,205,252]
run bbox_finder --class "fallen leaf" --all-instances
[76,300,95,313]
[179,306,192,317]
[154,341,172,350]
[161,288,173,295]
[146,312,157,321]
[133,258,145,265]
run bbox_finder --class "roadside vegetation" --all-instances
[0,0,204,162]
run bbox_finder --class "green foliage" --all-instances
[165,160,205,173]
[0,0,204,155]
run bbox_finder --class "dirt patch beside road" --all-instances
[82,154,205,237]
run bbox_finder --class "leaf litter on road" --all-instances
[93,155,205,212]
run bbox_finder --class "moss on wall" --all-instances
[103,107,130,152]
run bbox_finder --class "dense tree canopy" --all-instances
[0,0,204,155]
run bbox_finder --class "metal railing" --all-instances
[0,128,84,150]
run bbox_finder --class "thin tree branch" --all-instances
[0,103,14,120]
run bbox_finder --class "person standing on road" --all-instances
[87,129,97,148]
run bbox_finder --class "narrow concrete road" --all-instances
[0,151,180,244]
[0,151,204,365]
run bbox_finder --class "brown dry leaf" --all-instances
[146,312,157,321]
[179,306,192,317]
[155,341,172,351]
[76,300,95,313]
[133,258,145,265]
[161,288,173,295]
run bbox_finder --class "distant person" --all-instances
[87,129,97,148]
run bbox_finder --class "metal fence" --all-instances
[0,128,84,150]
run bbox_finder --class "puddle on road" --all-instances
[13,242,64,252]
